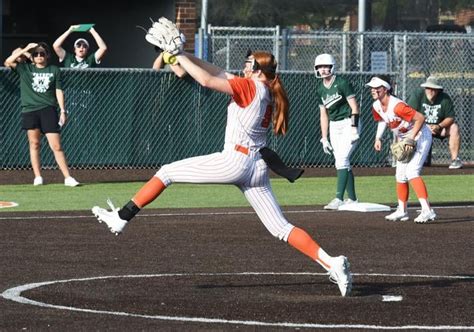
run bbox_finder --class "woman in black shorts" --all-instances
[4,42,79,186]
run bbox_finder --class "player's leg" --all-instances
[386,163,410,221]
[406,128,436,223]
[26,129,42,181]
[22,110,43,184]
[240,163,352,295]
[324,120,345,209]
[45,133,71,178]
[343,118,358,202]
[332,119,357,204]
[41,107,79,186]
[345,168,357,201]
[445,124,462,168]
[92,150,250,233]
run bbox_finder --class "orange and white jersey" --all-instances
[225,77,272,151]
[371,95,417,140]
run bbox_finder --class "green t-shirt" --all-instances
[13,63,62,113]
[315,76,355,121]
[407,88,455,124]
[62,52,97,68]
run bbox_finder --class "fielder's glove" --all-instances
[146,17,184,55]
[320,138,333,155]
[350,127,360,143]
[390,137,417,163]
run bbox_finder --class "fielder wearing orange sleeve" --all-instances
[92,49,352,296]
[368,76,436,223]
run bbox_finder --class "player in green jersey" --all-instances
[314,54,360,210]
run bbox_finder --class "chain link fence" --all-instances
[208,27,473,166]
[1,68,392,170]
[0,28,472,171]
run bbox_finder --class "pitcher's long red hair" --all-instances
[253,52,289,135]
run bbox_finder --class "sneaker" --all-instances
[328,256,353,297]
[344,198,358,205]
[449,158,463,169]
[324,198,344,210]
[33,176,43,186]
[92,199,127,235]
[414,209,436,223]
[64,177,80,187]
[385,208,409,221]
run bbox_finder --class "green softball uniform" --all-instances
[13,63,62,113]
[407,88,455,124]
[316,76,355,121]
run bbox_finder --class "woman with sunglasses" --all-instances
[4,42,79,187]
[53,25,107,68]
[92,50,352,297]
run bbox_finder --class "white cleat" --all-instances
[33,176,44,186]
[65,176,80,187]
[414,209,436,223]
[328,256,353,297]
[344,198,358,205]
[324,198,344,210]
[92,199,127,235]
[385,208,409,221]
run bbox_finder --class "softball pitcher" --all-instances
[367,75,436,223]
[314,54,360,210]
[92,49,352,296]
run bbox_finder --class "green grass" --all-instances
[1,175,473,212]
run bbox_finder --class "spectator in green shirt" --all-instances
[53,25,107,68]
[4,42,80,186]
[407,76,462,169]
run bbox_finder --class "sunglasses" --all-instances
[76,43,88,49]
[32,51,46,57]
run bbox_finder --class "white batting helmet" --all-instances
[314,53,336,78]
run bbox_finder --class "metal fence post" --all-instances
[281,28,288,70]
[342,34,347,72]
[275,25,280,64]
[226,36,230,71]
[401,33,408,100]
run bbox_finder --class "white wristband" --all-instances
[375,121,387,140]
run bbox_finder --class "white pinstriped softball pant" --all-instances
[395,124,433,182]
[155,146,295,241]
[329,118,357,170]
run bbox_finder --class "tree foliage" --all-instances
[207,0,358,28]
[207,0,473,30]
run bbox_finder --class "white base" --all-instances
[338,202,391,212]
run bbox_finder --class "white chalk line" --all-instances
[2,272,473,330]
[0,204,472,220]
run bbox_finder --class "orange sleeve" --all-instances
[228,77,256,108]
[372,108,382,122]
[394,103,416,122]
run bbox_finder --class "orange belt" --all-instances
[234,144,249,155]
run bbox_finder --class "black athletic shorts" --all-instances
[21,106,60,134]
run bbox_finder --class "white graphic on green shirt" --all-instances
[70,61,90,69]
[422,103,441,123]
[322,93,343,108]
[31,73,53,93]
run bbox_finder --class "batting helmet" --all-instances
[314,53,336,78]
